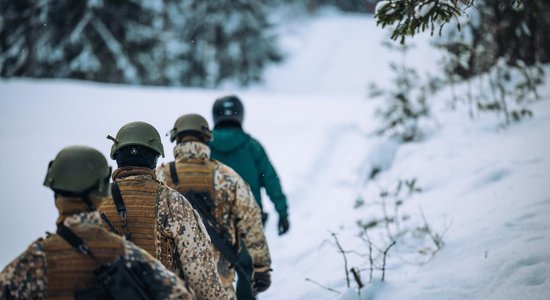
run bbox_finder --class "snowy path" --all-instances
[263,123,371,300]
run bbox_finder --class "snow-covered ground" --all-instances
[1,11,550,300]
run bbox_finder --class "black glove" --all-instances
[261,212,269,226]
[278,215,290,235]
[252,271,271,293]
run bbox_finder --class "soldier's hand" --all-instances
[252,271,271,293]
[278,215,289,235]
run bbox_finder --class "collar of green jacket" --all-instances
[174,141,211,160]
[209,127,249,153]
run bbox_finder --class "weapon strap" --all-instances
[100,212,120,235]
[169,162,180,187]
[184,191,249,280]
[56,223,99,263]
[200,213,240,264]
[171,160,251,281]
[111,182,133,241]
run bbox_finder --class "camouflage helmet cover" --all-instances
[43,145,111,197]
[108,121,165,158]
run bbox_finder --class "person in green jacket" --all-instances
[209,95,290,300]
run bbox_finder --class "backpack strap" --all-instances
[111,182,133,241]
[169,161,180,187]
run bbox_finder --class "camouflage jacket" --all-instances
[100,167,228,300]
[157,142,272,294]
[0,211,194,300]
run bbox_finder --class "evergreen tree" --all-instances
[1,0,282,86]
[375,0,549,66]
[369,43,440,142]
[0,0,166,84]
[0,1,49,77]
[178,0,282,87]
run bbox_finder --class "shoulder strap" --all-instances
[169,162,180,186]
[56,223,99,263]
[111,182,133,241]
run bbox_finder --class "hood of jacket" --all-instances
[209,128,250,153]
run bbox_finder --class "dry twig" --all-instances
[305,278,341,295]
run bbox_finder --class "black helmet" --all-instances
[212,95,244,126]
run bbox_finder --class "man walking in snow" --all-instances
[156,113,272,299]
[209,95,290,299]
[0,145,195,299]
[99,121,228,300]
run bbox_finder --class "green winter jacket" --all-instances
[209,127,288,217]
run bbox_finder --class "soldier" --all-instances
[0,145,194,299]
[99,121,228,300]
[156,114,272,299]
[210,95,290,299]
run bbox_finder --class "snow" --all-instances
[415,2,436,18]
[375,1,391,15]
[1,11,550,300]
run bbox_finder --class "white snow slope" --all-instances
[1,11,550,300]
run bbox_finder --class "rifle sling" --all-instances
[171,162,251,281]
[184,192,240,265]
[56,223,99,263]
[111,182,133,241]
[169,162,180,186]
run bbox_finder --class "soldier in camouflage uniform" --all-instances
[99,121,228,300]
[156,114,272,299]
[0,145,194,299]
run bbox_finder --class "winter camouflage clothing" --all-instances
[98,166,228,300]
[209,127,288,217]
[157,141,272,299]
[0,209,194,300]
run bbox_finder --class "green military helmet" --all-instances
[169,113,212,142]
[43,146,111,197]
[107,121,165,159]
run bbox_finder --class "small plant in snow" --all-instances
[357,177,421,239]
[307,231,396,296]
[306,177,449,297]
[438,48,544,125]
[356,177,450,265]
[481,59,544,125]
[433,0,546,126]
[369,42,442,143]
